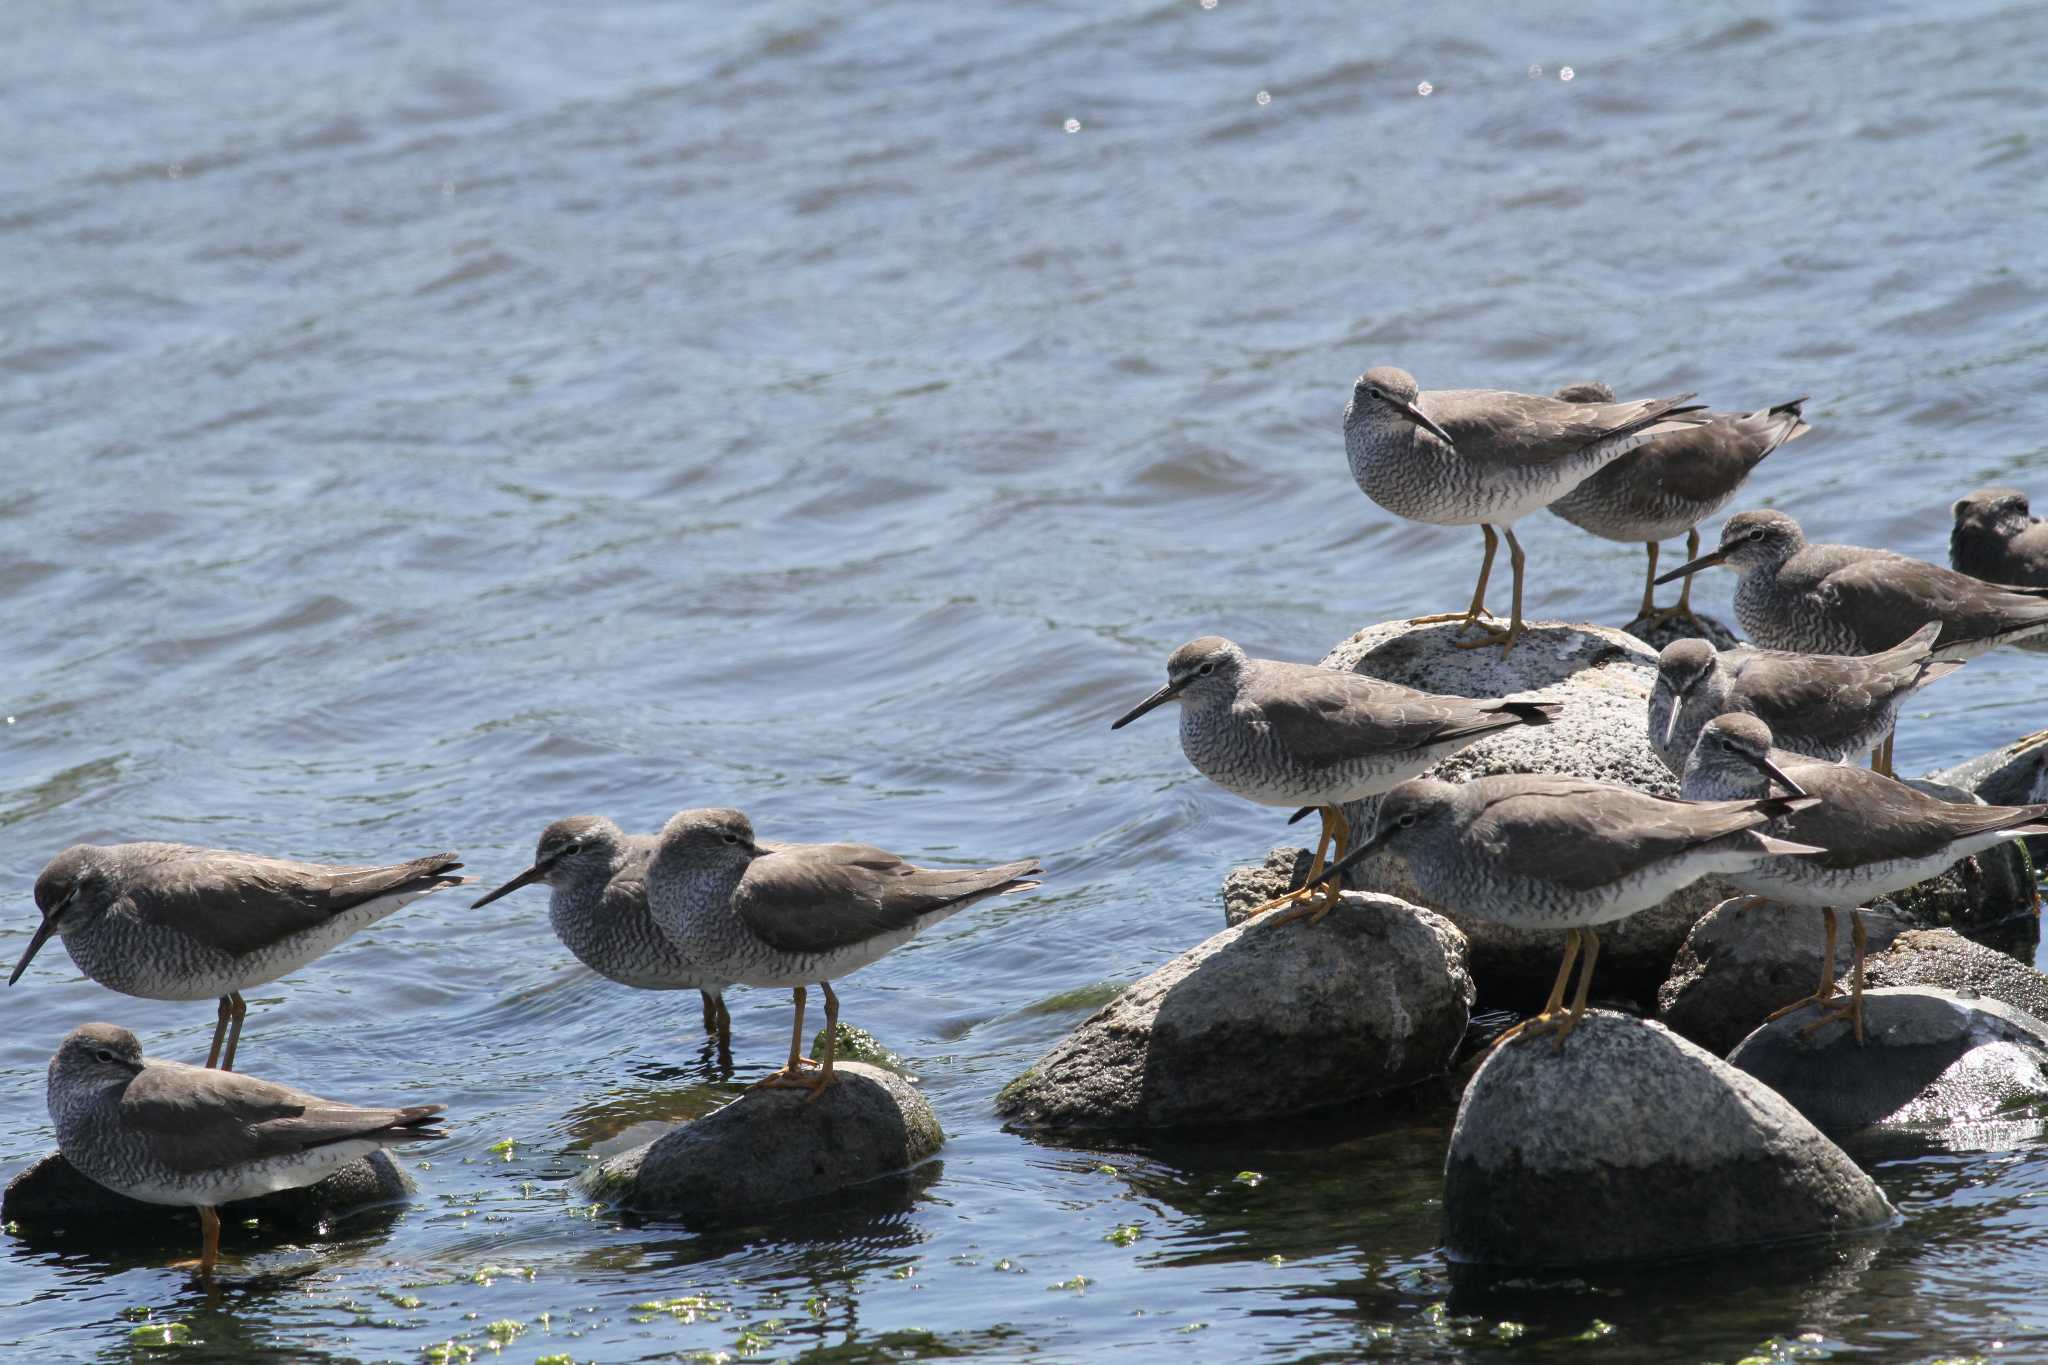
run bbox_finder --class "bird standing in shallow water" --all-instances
[645,808,1040,1097]
[1656,508,2048,774]
[1344,365,1706,655]
[470,816,733,1060]
[11,844,470,1071]
[47,1022,445,1281]
[1681,713,2048,1043]
[1546,381,1809,627]
[1310,774,1820,1051]
[1111,636,1557,921]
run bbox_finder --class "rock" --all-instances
[1624,609,1743,652]
[1929,730,2048,810]
[1314,618,1733,1011]
[1657,899,1907,1056]
[3,1149,414,1233]
[588,1063,941,1217]
[1443,1012,1892,1267]
[1221,846,1316,927]
[997,893,1471,1130]
[1728,987,2048,1136]
[809,1022,914,1078]
[1865,929,2048,1024]
[1875,777,2041,962]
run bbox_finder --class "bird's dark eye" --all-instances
[1749,528,1766,540]
[94,1048,115,1063]
[721,833,740,845]
[1397,812,1418,828]
[1197,663,1215,676]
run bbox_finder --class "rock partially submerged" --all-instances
[1443,1013,1892,1267]
[1929,730,2048,811]
[3,1149,414,1233]
[588,1063,941,1219]
[1729,987,2048,1136]
[1865,929,2048,1024]
[998,893,1471,1130]
[1311,618,1731,1010]
[1657,899,1907,1056]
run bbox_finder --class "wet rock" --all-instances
[997,893,1471,1130]
[1313,618,1732,1011]
[1624,609,1743,652]
[1874,777,2041,961]
[1444,1013,1891,1267]
[587,1063,941,1218]
[809,1022,914,1078]
[1728,987,2048,1136]
[1657,899,1907,1056]
[3,1149,414,1233]
[1929,730,2048,810]
[1864,929,2048,1024]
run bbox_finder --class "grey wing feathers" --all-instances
[1423,390,1705,465]
[134,850,468,958]
[1781,766,2048,866]
[735,846,1041,956]
[123,1065,445,1174]
[1251,669,1556,768]
[1815,554,2048,651]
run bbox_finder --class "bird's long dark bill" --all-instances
[1653,546,1730,586]
[1397,401,1457,449]
[1307,829,1388,890]
[1111,682,1181,730]
[470,863,548,909]
[7,917,57,987]
[1732,747,1810,801]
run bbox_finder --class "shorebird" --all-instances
[12,844,469,1071]
[1648,622,1963,779]
[1110,636,1557,921]
[47,1022,445,1280]
[1951,488,2048,652]
[645,808,1040,1096]
[470,816,733,1056]
[1344,366,1705,655]
[1656,509,2048,771]
[1309,774,1820,1051]
[1546,382,1809,626]
[1682,713,2048,1042]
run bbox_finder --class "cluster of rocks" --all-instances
[998,616,2048,1269]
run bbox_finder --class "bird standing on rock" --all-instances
[470,816,734,1059]
[1656,509,2048,773]
[1546,381,1810,627]
[1309,774,1822,1052]
[645,808,1040,1097]
[1647,621,1963,778]
[1681,713,2048,1043]
[1344,366,1706,655]
[11,843,470,1072]
[46,1022,446,1281]
[1111,635,1558,922]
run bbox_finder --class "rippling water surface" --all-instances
[5,1,2047,1359]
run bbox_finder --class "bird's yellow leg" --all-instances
[1270,808,1353,927]
[171,1206,221,1280]
[1870,733,1896,779]
[1245,806,1339,921]
[204,997,231,1070]
[1409,525,1500,627]
[1485,930,1581,1053]
[218,993,247,1073]
[1802,910,1869,1044]
[1454,527,1527,655]
[1637,541,1661,620]
[753,986,825,1089]
[1766,906,1840,1022]
[1641,531,1709,629]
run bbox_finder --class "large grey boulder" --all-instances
[997,893,1471,1130]
[1444,1012,1892,1266]
[1729,987,2048,1136]
[1314,618,1732,1011]
[587,1063,941,1218]
[1929,730,2048,810]
[3,1149,414,1233]
[1865,929,2048,1024]
[1657,899,1907,1056]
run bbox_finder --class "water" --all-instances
[5,0,2047,1358]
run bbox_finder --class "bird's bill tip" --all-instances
[1652,548,1729,586]
[1398,400,1457,449]
[470,864,547,909]
[7,917,57,987]
[1110,682,1180,730]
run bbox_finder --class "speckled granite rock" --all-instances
[3,1149,414,1232]
[1290,618,1732,1011]
[1657,899,1907,1056]
[588,1063,941,1218]
[1728,987,2048,1136]
[1864,929,2048,1024]
[998,893,1471,1130]
[1444,1013,1892,1266]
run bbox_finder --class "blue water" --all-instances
[5,1,2047,1359]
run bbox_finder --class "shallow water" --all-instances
[5,0,2048,1359]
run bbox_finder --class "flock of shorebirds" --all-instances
[18,365,2048,1280]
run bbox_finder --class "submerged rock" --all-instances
[1728,987,2048,1136]
[1657,899,1907,1056]
[588,1062,941,1218]
[3,1149,414,1233]
[997,893,1471,1130]
[1443,1012,1891,1266]
[1864,929,2048,1024]
[1310,618,1732,1011]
